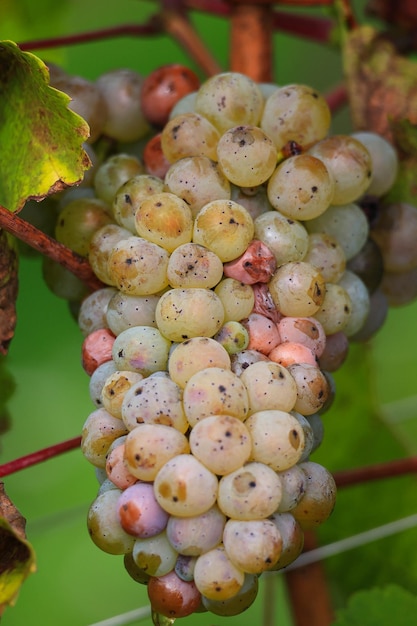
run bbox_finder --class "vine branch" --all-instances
[0,436,82,478]
[0,205,104,292]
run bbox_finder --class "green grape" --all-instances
[352,131,399,197]
[261,84,331,151]
[254,210,309,266]
[94,153,145,205]
[216,125,278,187]
[112,174,165,232]
[132,531,178,577]
[87,489,135,555]
[214,278,255,322]
[164,156,231,218]
[194,72,264,134]
[192,199,254,262]
[314,282,352,335]
[303,232,346,283]
[338,269,371,337]
[267,154,334,220]
[213,321,249,354]
[55,197,114,256]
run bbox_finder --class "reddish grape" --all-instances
[143,133,171,179]
[147,570,202,618]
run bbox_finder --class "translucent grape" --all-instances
[182,367,249,426]
[166,504,226,556]
[153,454,218,517]
[55,197,114,256]
[169,91,197,118]
[267,154,334,220]
[166,243,224,289]
[194,72,264,134]
[132,530,178,577]
[135,192,193,252]
[276,464,308,512]
[351,131,398,197]
[214,278,255,322]
[155,288,225,342]
[94,153,145,205]
[268,512,304,569]
[314,282,352,335]
[217,462,282,520]
[261,84,331,150]
[161,113,220,163]
[112,326,171,376]
[240,361,297,414]
[87,489,135,555]
[269,261,326,317]
[223,519,282,574]
[117,482,169,538]
[193,545,245,600]
[107,236,169,296]
[201,573,258,616]
[164,156,231,218]
[124,423,190,481]
[216,125,278,187]
[305,202,369,261]
[286,363,330,415]
[254,210,309,266]
[245,409,305,471]
[121,374,187,433]
[338,270,371,337]
[112,174,165,232]
[231,184,274,220]
[303,232,346,283]
[291,461,337,529]
[96,68,151,142]
[106,292,159,335]
[78,287,117,337]
[192,199,254,262]
[168,337,231,388]
[308,135,372,205]
[189,414,252,475]
[89,360,118,407]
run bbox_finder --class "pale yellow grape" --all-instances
[303,232,346,283]
[132,531,178,577]
[168,336,231,388]
[194,72,264,134]
[153,454,218,516]
[121,375,188,433]
[214,278,255,322]
[94,153,145,205]
[293,412,316,462]
[245,409,305,471]
[107,236,169,295]
[314,282,352,335]
[194,545,245,600]
[166,504,226,556]
[216,125,278,187]
[193,200,254,262]
[155,288,225,342]
[352,131,398,197]
[269,261,326,316]
[254,210,309,266]
[87,489,135,555]
[89,224,132,285]
[161,112,220,163]
[111,326,171,376]
[55,197,114,257]
[291,461,337,529]
[338,270,371,337]
[223,519,282,574]
[101,370,144,419]
[78,287,117,337]
[189,414,252,475]
[81,408,128,468]
[240,361,298,414]
[112,174,164,232]
[124,423,190,481]
[217,462,282,520]
[167,243,224,289]
[164,156,231,218]
[267,154,334,220]
[183,367,249,426]
[308,135,372,205]
[169,91,197,118]
[305,203,369,261]
[201,573,258,616]
[261,84,331,150]
[106,292,160,336]
[135,192,193,252]
[287,363,330,415]
[276,464,308,512]
[89,360,118,407]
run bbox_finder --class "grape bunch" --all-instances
[44,64,416,620]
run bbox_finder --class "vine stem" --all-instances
[0,436,81,478]
[333,457,417,487]
[325,82,348,113]
[0,205,104,292]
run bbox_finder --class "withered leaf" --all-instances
[0,230,18,355]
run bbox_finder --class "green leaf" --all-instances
[0,40,91,212]
[0,484,36,614]
[332,585,417,626]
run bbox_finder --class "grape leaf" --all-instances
[0,483,36,614]
[0,40,91,212]
[332,585,417,626]
[0,230,18,354]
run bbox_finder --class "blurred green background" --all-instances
[1,1,417,624]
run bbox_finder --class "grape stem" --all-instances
[0,205,104,292]
[0,436,82,478]
[325,83,348,113]
[333,457,417,487]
